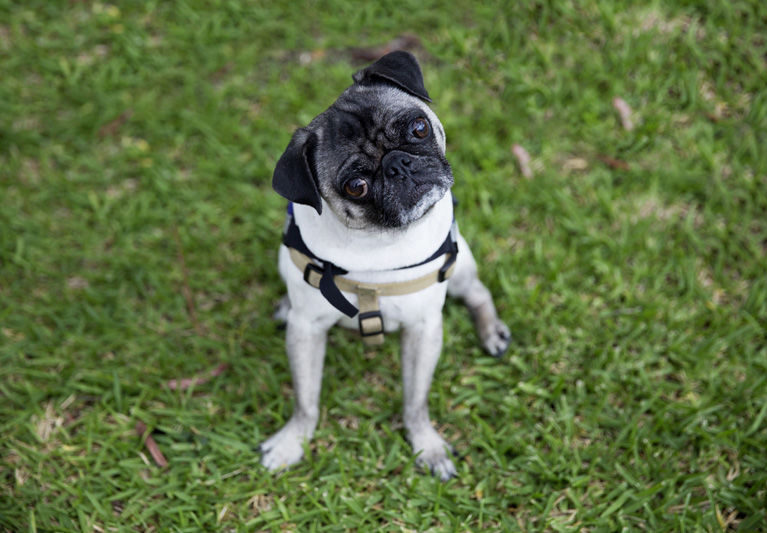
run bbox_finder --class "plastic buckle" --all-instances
[303,262,323,287]
[358,310,384,337]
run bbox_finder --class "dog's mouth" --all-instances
[368,150,451,228]
[377,177,451,228]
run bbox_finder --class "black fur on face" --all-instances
[313,85,453,229]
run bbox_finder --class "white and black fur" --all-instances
[263,51,510,480]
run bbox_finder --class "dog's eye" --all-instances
[411,117,430,139]
[344,178,368,199]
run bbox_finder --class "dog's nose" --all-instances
[383,151,415,179]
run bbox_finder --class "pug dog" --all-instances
[262,51,510,480]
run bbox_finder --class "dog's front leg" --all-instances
[401,314,457,480]
[447,233,511,357]
[260,312,328,471]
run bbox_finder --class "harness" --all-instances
[283,203,458,345]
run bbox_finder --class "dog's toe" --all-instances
[416,449,457,481]
[429,455,457,481]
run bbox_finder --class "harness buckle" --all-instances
[358,310,385,338]
[303,262,323,288]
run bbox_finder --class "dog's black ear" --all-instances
[352,50,431,103]
[272,129,322,214]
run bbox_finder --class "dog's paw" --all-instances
[411,429,457,481]
[479,319,511,358]
[259,425,307,472]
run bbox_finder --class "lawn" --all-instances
[1,1,766,531]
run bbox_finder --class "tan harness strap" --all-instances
[287,247,456,345]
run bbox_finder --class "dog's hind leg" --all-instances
[447,233,511,357]
[273,295,291,324]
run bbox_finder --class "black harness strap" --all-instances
[283,206,357,317]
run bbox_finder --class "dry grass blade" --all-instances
[512,143,533,178]
[166,363,229,391]
[98,109,133,139]
[348,34,423,63]
[612,97,634,131]
[135,421,168,468]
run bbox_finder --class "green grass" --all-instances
[2,0,766,530]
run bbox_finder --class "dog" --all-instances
[262,51,510,480]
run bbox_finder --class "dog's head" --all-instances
[273,51,453,229]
